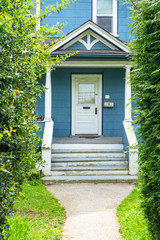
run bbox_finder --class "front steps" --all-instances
[43,143,137,183]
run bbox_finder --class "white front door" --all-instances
[72,74,102,135]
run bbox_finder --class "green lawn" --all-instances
[117,186,152,240]
[3,180,65,240]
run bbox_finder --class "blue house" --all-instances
[37,0,138,182]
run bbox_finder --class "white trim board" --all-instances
[49,21,130,53]
[56,61,131,68]
[61,30,118,50]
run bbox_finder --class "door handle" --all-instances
[95,107,97,115]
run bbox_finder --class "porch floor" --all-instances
[53,136,122,144]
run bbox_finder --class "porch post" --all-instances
[123,65,138,175]
[44,71,52,121]
[42,70,53,176]
[125,65,132,121]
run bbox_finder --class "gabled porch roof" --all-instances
[49,21,130,57]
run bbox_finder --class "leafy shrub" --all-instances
[128,0,160,238]
[3,215,31,240]
[0,0,73,237]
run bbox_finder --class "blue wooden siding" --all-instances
[51,68,125,137]
[102,68,125,137]
[52,69,71,137]
[67,41,86,50]
[66,40,111,50]
[41,0,131,42]
[118,1,132,41]
[41,0,91,36]
[92,41,111,50]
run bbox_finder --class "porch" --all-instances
[40,64,138,182]
[39,21,138,182]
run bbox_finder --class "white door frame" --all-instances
[72,74,102,135]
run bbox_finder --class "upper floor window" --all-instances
[93,0,117,36]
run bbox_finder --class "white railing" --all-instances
[123,120,138,175]
[42,120,54,175]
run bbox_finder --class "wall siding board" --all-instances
[51,67,125,137]
[41,0,132,42]
[52,69,71,137]
[118,1,133,41]
[41,0,92,36]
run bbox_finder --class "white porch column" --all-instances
[42,70,53,176]
[124,65,138,175]
[125,65,132,121]
[44,71,52,121]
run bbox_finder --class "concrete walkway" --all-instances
[47,183,134,240]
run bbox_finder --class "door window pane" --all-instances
[97,0,112,15]
[78,84,95,104]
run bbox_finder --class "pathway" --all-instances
[47,183,134,240]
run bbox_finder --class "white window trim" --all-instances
[92,0,118,36]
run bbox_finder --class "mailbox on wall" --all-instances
[103,101,114,108]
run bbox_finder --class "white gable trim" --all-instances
[79,36,99,50]
[49,21,130,53]
[61,30,118,50]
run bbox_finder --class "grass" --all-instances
[3,180,65,240]
[117,185,152,240]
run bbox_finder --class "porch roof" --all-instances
[51,49,130,58]
[48,21,130,58]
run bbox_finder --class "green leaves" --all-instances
[128,0,160,238]
[0,0,73,236]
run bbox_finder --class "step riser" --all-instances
[51,165,128,170]
[52,161,128,167]
[52,144,124,150]
[51,157,126,162]
[52,149,124,153]
[52,153,125,158]
[43,175,138,184]
[51,170,129,176]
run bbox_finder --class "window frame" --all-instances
[92,0,117,36]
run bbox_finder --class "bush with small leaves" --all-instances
[0,0,73,237]
[128,0,160,238]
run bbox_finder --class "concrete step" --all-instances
[51,165,128,171]
[52,149,124,153]
[51,170,129,176]
[51,160,128,167]
[52,143,124,151]
[43,175,138,183]
[50,143,129,179]
[51,157,126,162]
[51,152,126,159]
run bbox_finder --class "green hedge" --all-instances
[128,0,160,238]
